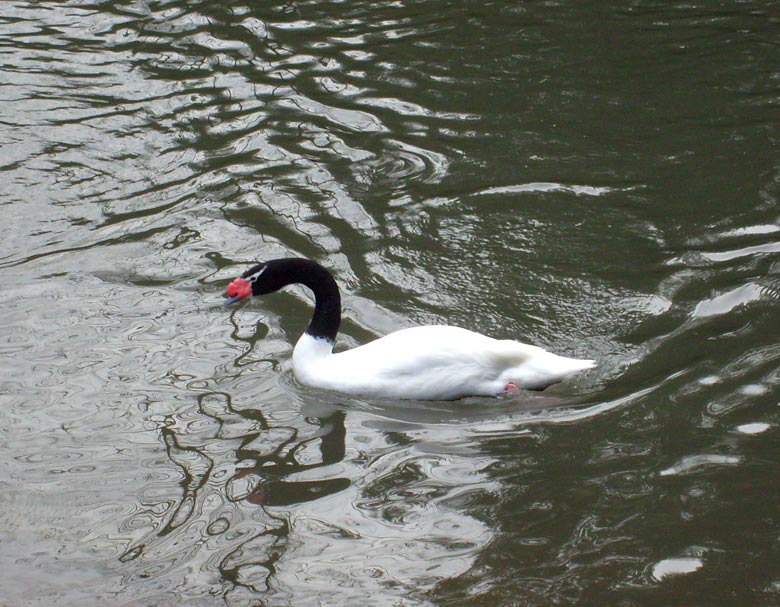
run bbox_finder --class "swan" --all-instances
[223,258,594,400]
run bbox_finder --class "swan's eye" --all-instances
[243,265,268,283]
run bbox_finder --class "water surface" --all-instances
[2,1,780,605]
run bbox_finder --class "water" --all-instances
[2,1,779,605]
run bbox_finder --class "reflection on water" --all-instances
[2,0,780,605]
[118,394,353,598]
[117,385,510,603]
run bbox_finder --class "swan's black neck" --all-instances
[247,258,341,342]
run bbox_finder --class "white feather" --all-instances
[292,325,594,400]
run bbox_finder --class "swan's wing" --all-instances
[315,327,522,398]
[335,326,504,372]
[344,328,594,392]
[300,325,593,399]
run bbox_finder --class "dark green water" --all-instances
[2,1,780,605]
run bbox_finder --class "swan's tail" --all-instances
[492,342,595,390]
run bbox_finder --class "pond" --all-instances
[2,1,779,605]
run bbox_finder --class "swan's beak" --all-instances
[224,277,252,307]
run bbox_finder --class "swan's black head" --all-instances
[224,258,326,305]
[222,258,342,341]
[223,262,272,306]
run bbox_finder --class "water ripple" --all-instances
[3,1,780,606]
[476,182,625,197]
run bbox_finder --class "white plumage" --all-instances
[292,326,594,400]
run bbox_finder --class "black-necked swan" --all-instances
[223,258,595,400]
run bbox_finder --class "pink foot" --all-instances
[504,381,520,393]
